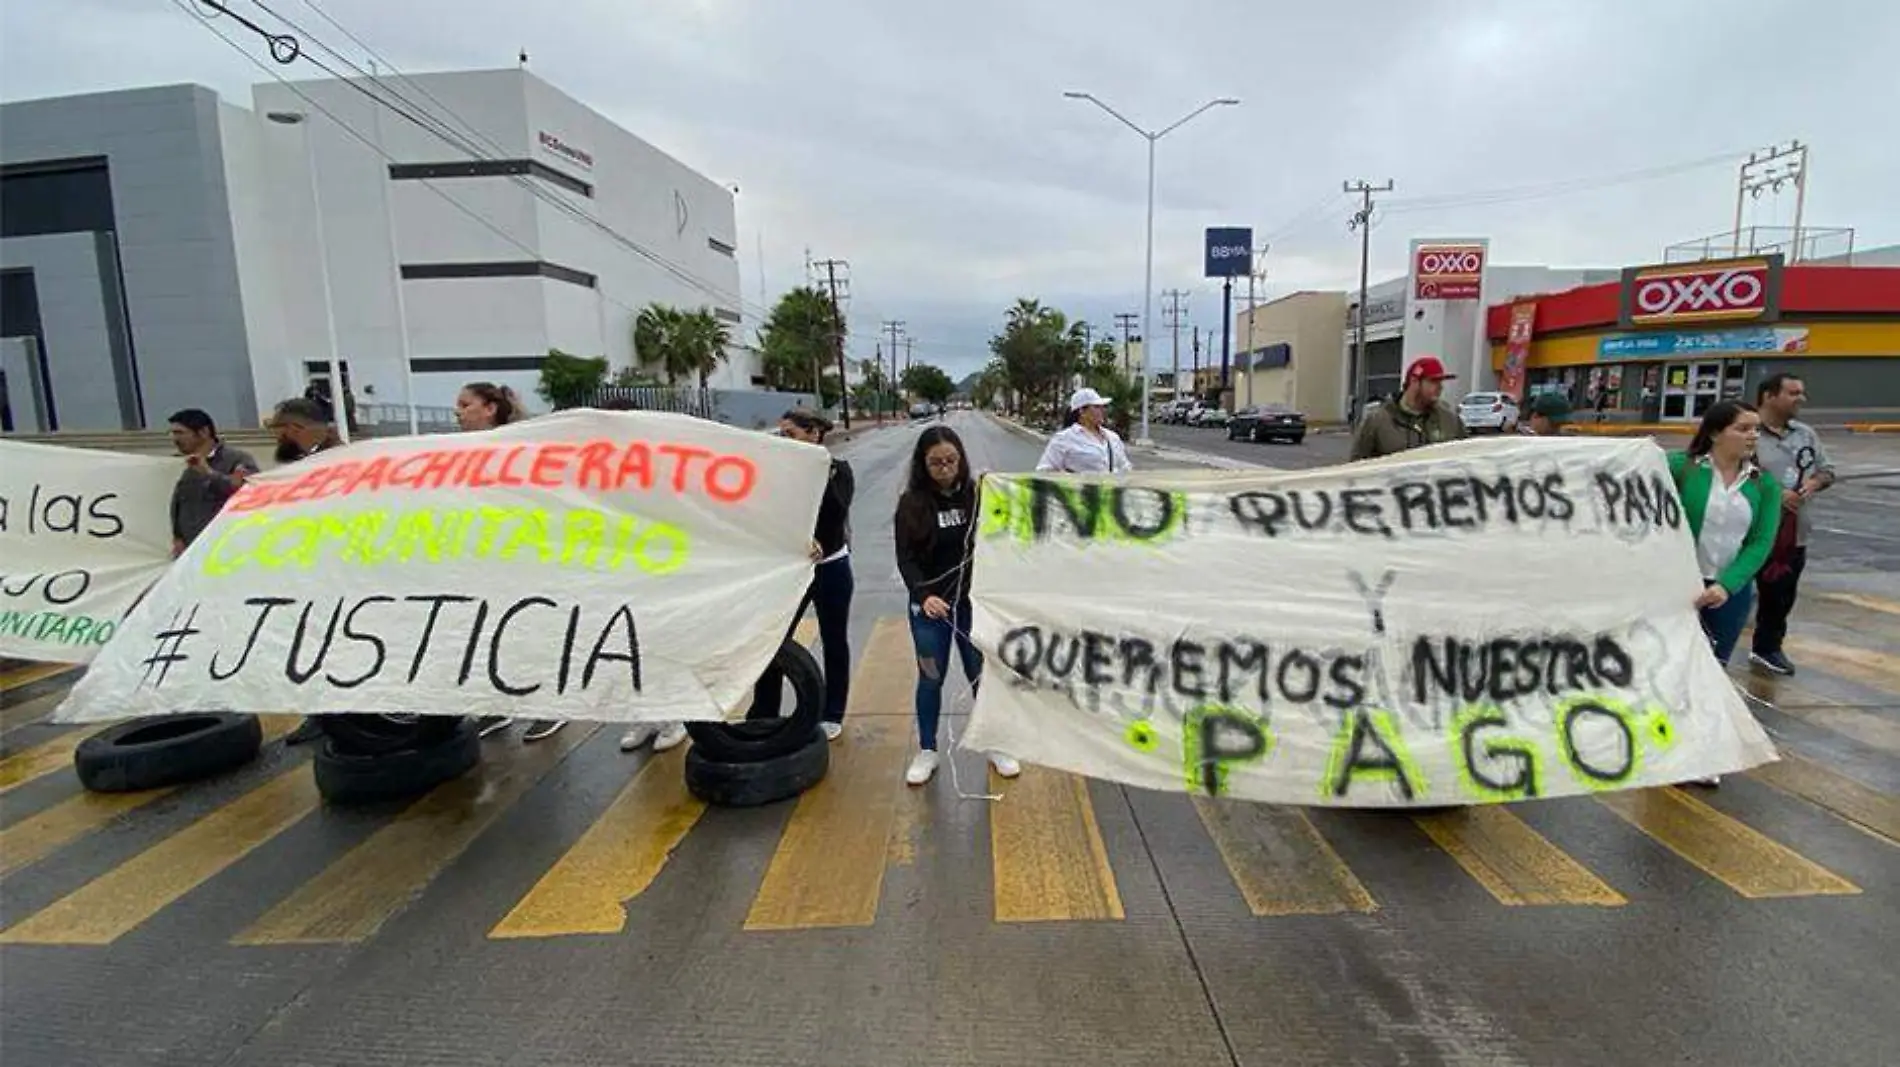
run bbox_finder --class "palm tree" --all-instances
[634,304,731,388]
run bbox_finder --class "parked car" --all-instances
[1457,391,1520,433]
[1228,404,1307,444]
[1191,407,1230,428]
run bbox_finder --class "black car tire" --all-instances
[312,719,481,805]
[686,640,825,763]
[74,713,264,793]
[683,736,830,808]
[318,714,464,757]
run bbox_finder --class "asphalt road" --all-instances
[0,411,1896,1067]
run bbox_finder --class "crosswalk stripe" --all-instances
[1749,755,1900,847]
[236,724,597,945]
[746,618,914,931]
[1818,591,1900,619]
[1195,799,1376,915]
[991,765,1124,923]
[0,729,86,796]
[0,662,77,699]
[1596,787,1862,899]
[1743,672,1900,757]
[488,744,704,939]
[0,763,321,944]
[1784,636,1900,694]
[1412,807,1627,907]
[0,715,300,879]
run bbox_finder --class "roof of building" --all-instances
[1484,264,1900,341]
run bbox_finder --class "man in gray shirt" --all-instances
[1748,373,1835,676]
[167,408,260,555]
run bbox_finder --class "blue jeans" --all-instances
[751,555,855,722]
[909,598,981,751]
[1699,581,1756,666]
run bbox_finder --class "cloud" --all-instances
[5,0,1894,379]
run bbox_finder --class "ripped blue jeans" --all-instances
[909,598,982,751]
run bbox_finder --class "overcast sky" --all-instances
[5,0,1896,378]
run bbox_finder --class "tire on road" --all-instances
[74,713,265,793]
[312,718,481,805]
[317,713,464,756]
[685,639,825,763]
[683,735,830,808]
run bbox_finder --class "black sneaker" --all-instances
[1750,650,1795,676]
[284,718,323,745]
[522,719,567,742]
[477,715,515,738]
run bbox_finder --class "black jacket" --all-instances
[894,483,976,605]
[815,459,854,557]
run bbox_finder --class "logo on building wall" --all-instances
[1412,243,1486,300]
[1619,255,1781,328]
[537,131,594,170]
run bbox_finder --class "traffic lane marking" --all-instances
[0,729,87,795]
[1749,755,1900,847]
[1413,806,1627,907]
[1784,636,1900,694]
[1194,797,1377,915]
[0,762,321,944]
[235,724,596,945]
[1596,787,1862,899]
[746,618,914,931]
[0,716,301,878]
[488,744,704,939]
[991,766,1124,923]
[1740,673,1900,758]
[0,662,78,700]
[1817,592,1900,619]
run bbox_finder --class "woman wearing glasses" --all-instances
[895,426,1020,785]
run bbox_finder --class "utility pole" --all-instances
[814,257,851,427]
[904,335,913,376]
[1191,326,1202,402]
[1344,179,1394,424]
[1219,276,1233,406]
[1733,141,1808,259]
[1162,289,1188,406]
[884,319,905,419]
[1114,311,1139,383]
[1244,243,1268,410]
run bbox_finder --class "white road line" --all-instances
[1818,526,1900,545]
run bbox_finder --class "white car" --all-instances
[1458,392,1520,433]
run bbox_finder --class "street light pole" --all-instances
[269,111,350,443]
[1064,91,1239,446]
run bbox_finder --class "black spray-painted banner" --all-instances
[964,436,1777,807]
[0,443,177,661]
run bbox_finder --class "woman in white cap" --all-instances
[1036,386,1133,474]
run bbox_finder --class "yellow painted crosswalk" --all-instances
[0,604,1893,950]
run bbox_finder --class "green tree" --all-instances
[901,363,955,406]
[990,298,1079,424]
[537,348,608,409]
[759,287,843,405]
[633,304,731,388]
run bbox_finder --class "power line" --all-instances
[1380,151,1741,215]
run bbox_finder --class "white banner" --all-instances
[1,441,177,664]
[962,436,1777,807]
[56,410,828,725]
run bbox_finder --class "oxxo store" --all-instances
[1489,256,1900,422]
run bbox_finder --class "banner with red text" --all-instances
[1499,301,1536,401]
[55,410,829,724]
[961,436,1777,807]
[1,441,177,664]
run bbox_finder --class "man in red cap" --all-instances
[1350,355,1467,461]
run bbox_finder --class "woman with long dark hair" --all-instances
[894,426,1020,785]
[1670,400,1782,784]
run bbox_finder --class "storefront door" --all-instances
[1660,360,1725,421]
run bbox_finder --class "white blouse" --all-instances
[1035,424,1132,474]
[1696,463,1755,581]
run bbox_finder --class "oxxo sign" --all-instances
[1205,227,1253,279]
[1412,243,1485,300]
[1620,256,1782,327]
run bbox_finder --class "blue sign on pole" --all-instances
[1205,227,1253,278]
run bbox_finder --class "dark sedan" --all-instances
[1226,404,1307,444]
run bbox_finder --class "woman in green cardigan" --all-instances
[1669,399,1783,667]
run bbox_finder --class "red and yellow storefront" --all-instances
[1487,257,1900,423]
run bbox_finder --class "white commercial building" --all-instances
[1,69,751,433]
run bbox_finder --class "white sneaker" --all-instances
[905,750,940,786]
[822,722,844,742]
[618,724,656,751]
[989,753,1022,778]
[653,723,688,752]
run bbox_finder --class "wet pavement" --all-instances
[1,411,1896,1066]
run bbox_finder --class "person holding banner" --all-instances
[268,397,347,745]
[1350,356,1466,461]
[1036,387,1131,474]
[896,426,1019,785]
[167,408,260,554]
[1670,400,1782,785]
[453,382,568,744]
